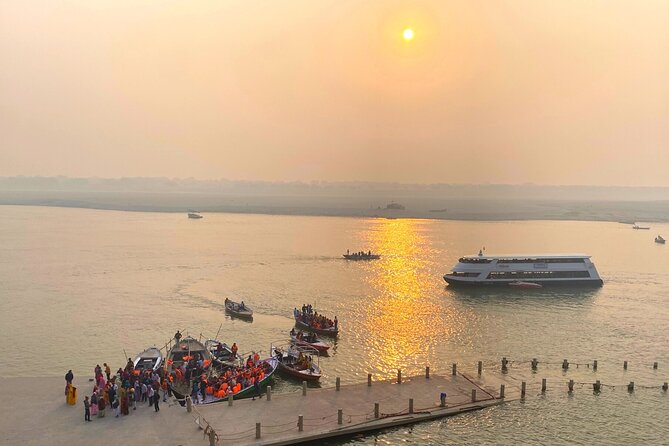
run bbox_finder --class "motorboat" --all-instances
[225,299,253,320]
[294,308,338,337]
[271,344,321,382]
[509,281,543,289]
[133,347,163,373]
[656,235,666,244]
[289,329,330,353]
[188,212,203,219]
[443,253,603,287]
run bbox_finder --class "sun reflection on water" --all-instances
[359,218,455,375]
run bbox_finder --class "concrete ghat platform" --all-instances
[0,372,514,446]
[196,372,514,445]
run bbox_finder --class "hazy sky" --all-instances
[1,1,668,185]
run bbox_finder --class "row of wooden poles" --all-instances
[187,361,667,444]
[499,357,661,372]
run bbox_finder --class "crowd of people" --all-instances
[295,304,338,331]
[71,359,171,423]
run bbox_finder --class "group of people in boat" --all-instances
[189,352,271,403]
[224,298,247,311]
[345,249,375,257]
[296,304,337,331]
[74,358,171,422]
[290,328,318,343]
[274,347,315,372]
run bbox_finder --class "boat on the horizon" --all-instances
[289,329,331,353]
[633,224,650,230]
[133,347,163,373]
[271,344,322,382]
[188,211,203,219]
[443,253,603,287]
[225,299,253,320]
[508,281,543,289]
[656,235,666,244]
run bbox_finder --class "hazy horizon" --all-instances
[2,1,669,185]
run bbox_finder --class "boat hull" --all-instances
[444,276,603,287]
[225,301,253,320]
[290,335,330,352]
[294,318,338,337]
[277,362,321,382]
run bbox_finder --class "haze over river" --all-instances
[1,206,667,444]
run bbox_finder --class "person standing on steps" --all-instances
[83,396,91,422]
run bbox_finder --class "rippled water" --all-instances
[1,206,667,444]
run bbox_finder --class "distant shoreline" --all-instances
[1,197,668,224]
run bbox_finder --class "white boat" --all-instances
[188,212,203,219]
[656,235,666,244]
[509,281,543,289]
[633,224,650,230]
[443,254,603,287]
[133,347,163,373]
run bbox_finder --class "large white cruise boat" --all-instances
[443,253,603,287]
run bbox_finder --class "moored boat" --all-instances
[133,347,163,373]
[166,336,212,402]
[271,344,321,382]
[293,307,338,337]
[656,235,666,244]
[509,281,543,289]
[197,356,279,404]
[225,298,253,320]
[205,339,242,368]
[289,329,330,353]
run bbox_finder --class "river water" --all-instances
[1,206,667,444]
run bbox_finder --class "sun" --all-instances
[402,28,414,41]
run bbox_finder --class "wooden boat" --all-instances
[133,347,163,373]
[293,308,338,337]
[166,336,212,403]
[656,235,666,244]
[289,330,330,353]
[343,251,380,260]
[509,281,543,289]
[271,344,321,382]
[197,357,279,404]
[205,339,242,368]
[225,299,253,320]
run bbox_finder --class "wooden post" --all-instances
[425,366,430,379]
[266,386,272,401]
[501,357,508,372]
[471,389,476,402]
[593,380,601,393]
[478,361,483,375]
[228,395,233,406]
[302,381,307,396]
[338,409,343,425]
[186,396,192,413]
[499,384,505,399]
[653,362,658,369]
[531,358,538,371]
[628,381,634,392]
[336,377,341,391]
[623,360,628,370]
[593,360,598,371]
[440,392,446,407]
[662,382,668,391]
[562,359,569,370]
[541,378,547,393]
[521,381,526,398]
[409,398,414,414]
[298,415,303,432]
[374,402,379,419]
[208,427,216,446]
[452,363,457,376]
[568,379,574,392]
[397,369,402,384]
[256,422,261,439]
[367,373,372,387]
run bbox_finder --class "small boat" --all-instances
[656,235,666,244]
[271,344,322,382]
[343,251,380,260]
[188,212,203,219]
[289,329,330,353]
[509,281,543,289]
[225,299,253,320]
[633,224,650,230]
[205,339,242,368]
[294,308,338,337]
[133,347,163,373]
[166,336,212,402]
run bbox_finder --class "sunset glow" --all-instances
[402,28,414,41]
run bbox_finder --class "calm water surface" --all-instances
[1,206,667,444]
